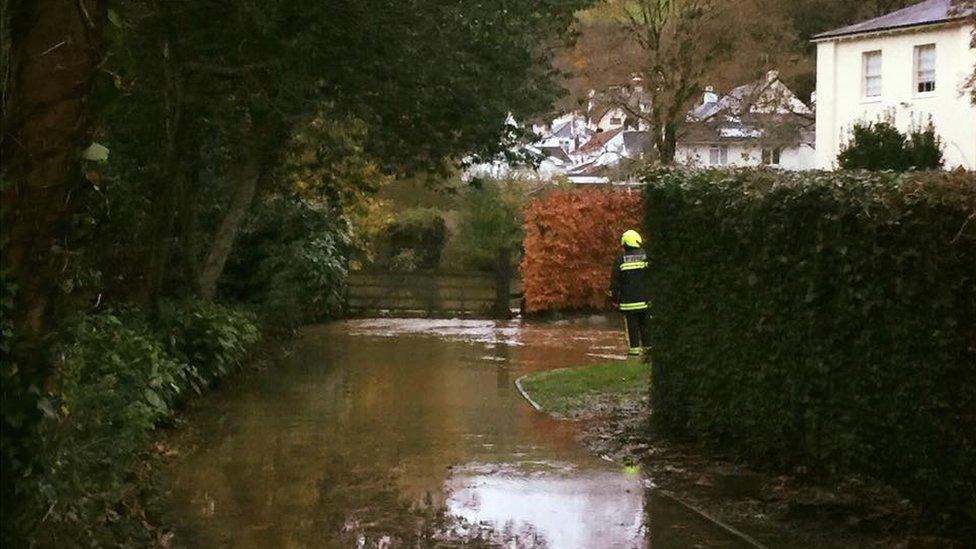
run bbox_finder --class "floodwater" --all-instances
[165,318,748,548]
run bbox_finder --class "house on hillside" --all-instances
[676,71,817,170]
[813,0,976,170]
[533,113,593,154]
[566,128,651,184]
[587,81,651,133]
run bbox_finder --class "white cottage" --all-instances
[676,71,817,170]
[813,0,976,170]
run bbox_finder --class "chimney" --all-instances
[702,85,718,105]
[766,69,780,82]
[810,91,817,108]
[631,74,644,93]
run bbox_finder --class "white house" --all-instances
[593,106,630,132]
[564,128,651,184]
[533,112,593,153]
[813,0,976,170]
[586,80,651,133]
[676,70,817,170]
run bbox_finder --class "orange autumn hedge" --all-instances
[521,188,643,313]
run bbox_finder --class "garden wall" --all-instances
[521,188,643,313]
[643,168,976,506]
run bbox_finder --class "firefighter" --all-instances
[610,229,650,357]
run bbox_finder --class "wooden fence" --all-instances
[346,270,522,318]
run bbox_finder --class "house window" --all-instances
[709,145,728,165]
[762,147,781,165]
[863,51,882,98]
[915,44,936,93]
[610,117,623,125]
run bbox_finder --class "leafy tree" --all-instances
[1,0,595,541]
[562,0,810,163]
[455,178,528,271]
[951,0,976,104]
[101,0,595,303]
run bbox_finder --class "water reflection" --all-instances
[166,318,740,548]
[446,463,644,548]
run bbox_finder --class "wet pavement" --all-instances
[165,318,749,548]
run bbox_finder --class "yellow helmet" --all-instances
[621,229,642,248]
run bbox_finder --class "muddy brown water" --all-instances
[165,318,749,548]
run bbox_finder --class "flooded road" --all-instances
[166,318,747,548]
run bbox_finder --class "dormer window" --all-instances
[863,51,882,98]
[914,44,935,93]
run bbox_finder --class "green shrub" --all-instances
[222,196,349,327]
[642,168,976,507]
[23,312,184,546]
[389,249,420,272]
[5,302,260,545]
[904,122,945,170]
[838,120,944,171]
[387,207,447,270]
[453,178,526,271]
[156,300,260,393]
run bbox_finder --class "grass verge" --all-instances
[517,360,650,417]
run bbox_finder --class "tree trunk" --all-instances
[197,153,260,300]
[660,121,678,164]
[178,152,203,289]
[0,2,104,518]
[492,248,513,319]
[0,0,105,339]
[142,38,184,307]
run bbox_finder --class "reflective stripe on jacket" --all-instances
[610,247,650,311]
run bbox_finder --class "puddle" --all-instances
[165,318,746,547]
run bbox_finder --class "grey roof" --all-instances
[550,120,574,138]
[691,100,723,120]
[680,113,814,146]
[622,131,651,156]
[537,145,572,163]
[813,0,972,40]
[577,127,624,153]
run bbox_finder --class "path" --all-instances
[165,318,749,548]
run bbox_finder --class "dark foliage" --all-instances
[220,197,350,328]
[905,123,946,171]
[387,208,448,270]
[643,168,976,508]
[838,121,943,171]
[2,302,258,545]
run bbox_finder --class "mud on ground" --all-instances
[564,395,974,549]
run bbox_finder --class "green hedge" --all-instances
[642,168,976,507]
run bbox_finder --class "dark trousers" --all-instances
[623,310,649,355]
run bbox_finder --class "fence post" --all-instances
[493,248,512,318]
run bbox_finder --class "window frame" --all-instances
[914,43,936,95]
[709,145,728,166]
[761,147,781,166]
[862,50,883,99]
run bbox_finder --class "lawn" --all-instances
[516,360,650,416]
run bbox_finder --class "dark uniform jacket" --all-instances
[610,247,650,311]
